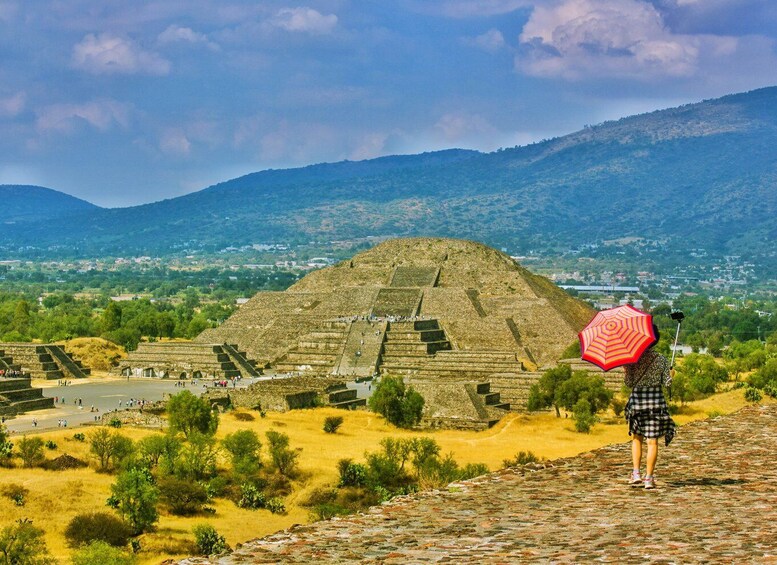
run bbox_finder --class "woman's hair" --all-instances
[649,322,660,347]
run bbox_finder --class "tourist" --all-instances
[623,325,676,490]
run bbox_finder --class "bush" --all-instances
[109,417,123,428]
[73,433,86,442]
[16,436,46,468]
[265,430,299,477]
[232,412,255,421]
[265,497,286,515]
[610,396,627,417]
[744,387,763,403]
[192,524,229,556]
[71,540,136,565]
[90,428,134,473]
[0,518,53,565]
[323,415,344,434]
[2,483,29,506]
[368,375,424,428]
[222,429,262,476]
[503,451,541,467]
[109,468,159,535]
[44,440,57,450]
[159,477,209,516]
[764,384,777,398]
[237,482,266,509]
[64,512,132,548]
[167,390,219,438]
[573,399,595,433]
[337,459,367,487]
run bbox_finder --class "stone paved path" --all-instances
[182,405,777,564]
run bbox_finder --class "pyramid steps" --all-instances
[118,342,255,379]
[0,377,55,416]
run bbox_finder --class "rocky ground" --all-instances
[180,404,777,564]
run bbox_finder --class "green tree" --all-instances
[526,364,572,417]
[137,433,181,472]
[71,540,136,565]
[221,430,262,475]
[90,429,134,473]
[16,437,45,468]
[11,300,31,335]
[167,391,218,439]
[555,371,613,415]
[109,468,159,535]
[368,376,424,428]
[101,302,123,333]
[265,430,299,477]
[0,519,54,565]
[176,433,219,481]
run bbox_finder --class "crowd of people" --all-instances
[0,368,25,378]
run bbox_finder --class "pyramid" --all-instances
[197,238,594,375]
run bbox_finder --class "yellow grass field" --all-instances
[0,387,768,564]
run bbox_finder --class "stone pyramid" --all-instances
[197,238,594,374]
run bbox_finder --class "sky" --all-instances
[1,0,777,208]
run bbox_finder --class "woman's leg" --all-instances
[645,438,658,476]
[631,435,643,471]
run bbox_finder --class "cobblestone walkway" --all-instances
[182,404,777,564]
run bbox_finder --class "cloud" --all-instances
[158,24,220,51]
[464,29,507,53]
[411,0,531,18]
[159,129,191,156]
[434,111,498,142]
[516,0,718,79]
[0,92,25,118]
[72,33,171,75]
[36,99,131,134]
[270,7,338,34]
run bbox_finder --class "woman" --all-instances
[624,325,676,489]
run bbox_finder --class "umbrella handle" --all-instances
[670,321,682,368]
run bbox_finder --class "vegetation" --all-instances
[16,436,46,468]
[166,391,219,439]
[64,512,132,548]
[192,524,228,556]
[0,518,53,565]
[70,540,136,565]
[108,468,159,535]
[323,416,344,434]
[368,376,424,428]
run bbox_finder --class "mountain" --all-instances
[1,87,775,271]
[0,185,100,223]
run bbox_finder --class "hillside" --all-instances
[1,87,775,270]
[0,185,99,223]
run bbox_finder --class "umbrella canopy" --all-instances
[578,305,656,371]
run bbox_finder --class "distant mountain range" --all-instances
[0,185,99,223]
[1,87,776,272]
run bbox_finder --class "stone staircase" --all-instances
[0,377,55,416]
[370,288,423,318]
[118,342,259,379]
[0,349,22,373]
[273,321,350,375]
[333,320,388,378]
[389,266,440,288]
[0,344,90,380]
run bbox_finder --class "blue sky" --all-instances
[1,0,776,207]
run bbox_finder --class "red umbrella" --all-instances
[578,305,656,371]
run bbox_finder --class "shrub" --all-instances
[610,396,627,417]
[176,432,219,481]
[503,451,541,467]
[265,497,286,515]
[44,440,57,450]
[337,459,367,487]
[744,387,763,403]
[16,436,46,468]
[159,477,209,516]
[109,417,123,428]
[556,372,613,415]
[192,524,229,556]
[265,430,299,477]
[573,399,596,433]
[73,433,86,442]
[368,376,424,428]
[90,428,134,473]
[764,384,777,398]
[109,468,159,535]
[2,483,29,506]
[232,412,255,421]
[167,390,219,438]
[64,512,132,548]
[221,430,262,476]
[323,416,344,434]
[0,518,53,565]
[237,482,266,509]
[71,540,136,565]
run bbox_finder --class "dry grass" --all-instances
[58,337,126,371]
[0,387,768,564]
